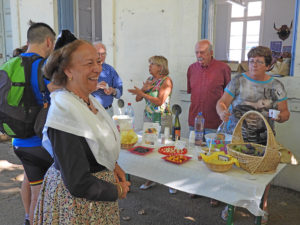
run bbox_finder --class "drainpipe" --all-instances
[17,0,21,46]
[112,0,116,68]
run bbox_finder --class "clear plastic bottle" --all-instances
[194,112,205,146]
[125,103,135,128]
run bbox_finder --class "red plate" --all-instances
[128,146,154,155]
[158,146,187,155]
[162,155,191,164]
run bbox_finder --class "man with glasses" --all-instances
[92,42,123,117]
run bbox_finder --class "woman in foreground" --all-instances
[34,40,130,225]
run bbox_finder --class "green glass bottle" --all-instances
[172,113,181,141]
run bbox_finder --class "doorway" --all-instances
[0,0,13,64]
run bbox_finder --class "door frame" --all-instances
[0,0,7,63]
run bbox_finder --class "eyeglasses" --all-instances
[98,52,107,56]
[248,59,265,65]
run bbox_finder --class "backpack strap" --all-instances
[20,55,43,113]
[36,58,48,104]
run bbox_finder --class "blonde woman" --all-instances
[128,56,174,193]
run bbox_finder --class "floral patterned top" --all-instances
[144,76,172,120]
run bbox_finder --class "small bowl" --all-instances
[204,161,234,172]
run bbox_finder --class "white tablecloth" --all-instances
[118,144,286,216]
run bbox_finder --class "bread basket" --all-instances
[121,142,137,149]
[201,152,239,173]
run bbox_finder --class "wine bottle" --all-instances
[172,113,181,141]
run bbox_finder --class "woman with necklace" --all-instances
[34,40,130,225]
[128,55,173,192]
[217,46,290,144]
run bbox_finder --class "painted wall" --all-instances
[9,0,56,49]
[262,0,295,48]
[273,76,300,191]
[102,0,203,138]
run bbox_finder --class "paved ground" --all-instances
[1,139,300,225]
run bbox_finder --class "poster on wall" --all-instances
[282,46,292,53]
[270,41,282,59]
[270,41,282,52]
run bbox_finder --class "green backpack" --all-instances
[0,55,46,138]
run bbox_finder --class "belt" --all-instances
[105,104,112,110]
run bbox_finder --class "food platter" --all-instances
[128,146,154,156]
[158,146,187,155]
[162,154,191,165]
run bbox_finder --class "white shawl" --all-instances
[42,89,120,171]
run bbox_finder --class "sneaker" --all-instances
[221,205,228,221]
[169,188,177,194]
[24,219,30,225]
[139,182,156,190]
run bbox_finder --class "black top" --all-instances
[48,128,118,201]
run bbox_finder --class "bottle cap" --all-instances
[198,112,202,116]
[128,103,131,106]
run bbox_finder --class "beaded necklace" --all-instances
[66,89,98,114]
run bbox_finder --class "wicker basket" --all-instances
[121,142,137,149]
[227,110,281,174]
[204,161,234,173]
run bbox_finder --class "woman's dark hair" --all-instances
[54,30,77,50]
[44,40,90,86]
[247,46,273,66]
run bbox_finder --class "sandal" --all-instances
[139,181,156,190]
[210,199,220,207]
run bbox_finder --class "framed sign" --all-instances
[270,41,282,52]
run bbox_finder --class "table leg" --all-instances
[255,188,266,225]
[227,204,234,225]
[255,216,262,225]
